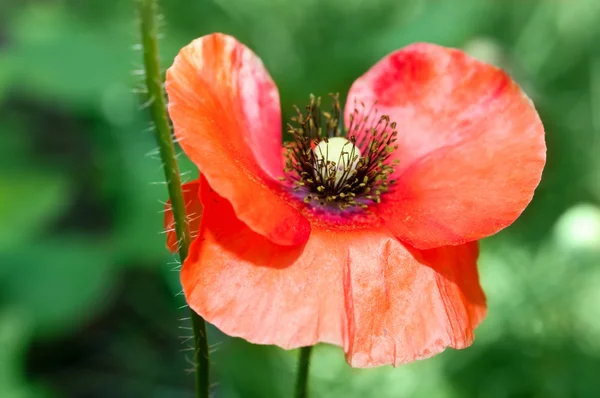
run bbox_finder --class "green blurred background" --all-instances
[1,0,600,397]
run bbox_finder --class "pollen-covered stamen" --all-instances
[284,94,399,210]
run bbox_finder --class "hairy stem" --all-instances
[295,346,313,398]
[136,0,210,396]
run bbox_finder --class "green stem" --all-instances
[136,1,209,397]
[294,346,313,398]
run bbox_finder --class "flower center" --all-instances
[283,94,398,210]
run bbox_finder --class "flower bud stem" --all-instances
[137,0,210,397]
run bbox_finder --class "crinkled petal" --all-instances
[344,240,486,367]
[182,177,486,367]
[164,180,202,253]
[166,33,310,246]
[345,43,546,249]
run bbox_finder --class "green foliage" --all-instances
[0,310,55,398]
[0,172,69,251]
[1,237,116,338]
[0,0,599,397]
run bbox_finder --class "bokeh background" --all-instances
[1,0,600,397]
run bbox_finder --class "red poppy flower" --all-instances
[163,33,545,367]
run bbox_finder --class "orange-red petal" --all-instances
[182,176,486,367]
[164,180,203,253]
[166,33,310,246]
[344,240,486,367]
[345,43,546,249]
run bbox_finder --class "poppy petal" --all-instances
[344,240,486,367]
[345,43,545,249]
[164,180,202,253]
[182,177,486,367]
[166,33,310,246]
[183,177,347,348]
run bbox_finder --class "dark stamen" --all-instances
[284,94,398,210]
